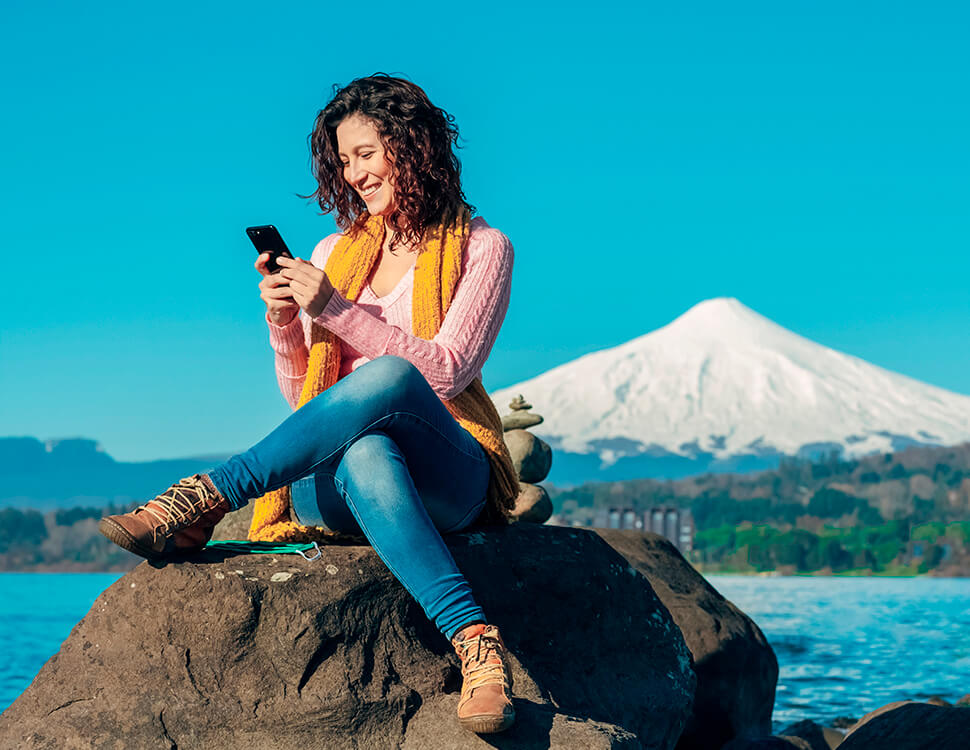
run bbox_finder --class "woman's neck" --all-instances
[383,221,419,255]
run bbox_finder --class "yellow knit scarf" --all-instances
[248,210,519,542]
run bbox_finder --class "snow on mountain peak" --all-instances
[652,297,806,350]
[490,298,970,466]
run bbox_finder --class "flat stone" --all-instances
[507,395,532,411]
[502,412,543,431]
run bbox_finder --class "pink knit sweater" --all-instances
[266,216,513,408]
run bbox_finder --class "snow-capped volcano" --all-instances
[490,298,970,473]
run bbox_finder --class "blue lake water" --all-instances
[712,575,970,731]
[0,573,124,714]
[1,572,969,730]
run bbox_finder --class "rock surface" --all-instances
[504,429,553,483]
[511,482,553,524]
[721,737,812,750]
[595,529,778,750]
[839,700,970,749]
[1,525,695,750]
[779,719,840,750]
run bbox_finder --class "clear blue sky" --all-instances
[2,1,968,461]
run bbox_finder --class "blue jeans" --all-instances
[207,355,491,641]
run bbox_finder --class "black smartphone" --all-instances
[246,225,294,274]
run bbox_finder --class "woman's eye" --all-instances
[360,152,373,159]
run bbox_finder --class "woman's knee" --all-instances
[335,433,409,515]
[364,354,422,384]
[352,355,428,402]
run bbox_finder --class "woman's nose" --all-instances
[346,159,365,185]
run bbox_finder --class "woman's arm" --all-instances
[266,234,342,409]
[266,314,309,409]
[313,220,513,399]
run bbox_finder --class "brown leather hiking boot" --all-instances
[452,623,516,734]
[98,474,229,561]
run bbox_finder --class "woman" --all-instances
[99,74,519,735]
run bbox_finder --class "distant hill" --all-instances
[0,437,229,510]
[549,441,970,528]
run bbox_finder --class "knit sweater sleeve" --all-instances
[266,233,342,409]
[313,221,513,400]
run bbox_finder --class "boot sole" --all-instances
[98,518,164,561]
[459,711,515,734]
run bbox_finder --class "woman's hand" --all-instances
[255,253,300,326]
[277,256,335,319]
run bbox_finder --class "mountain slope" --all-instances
[490,298,970,472]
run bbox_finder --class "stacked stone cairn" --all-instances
[501,394,554,524]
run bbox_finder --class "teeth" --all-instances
[361,184,379,197]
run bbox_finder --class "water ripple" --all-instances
[709,575,970,730]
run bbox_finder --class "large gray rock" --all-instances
[840,700,970,749]
[0,525,695,750]
[504,429,553,483]
[596,529,778,750]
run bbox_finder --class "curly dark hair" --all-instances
[305,74,474,247]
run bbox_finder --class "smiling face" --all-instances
[336,114,395,217]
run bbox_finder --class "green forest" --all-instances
[0,505,139,571]
[549,443,970,576]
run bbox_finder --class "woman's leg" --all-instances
[295,431,488,640]
[291,424,513,733]
[207,355,486,514]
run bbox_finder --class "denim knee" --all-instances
[357,355,425,397]
[334,433,407,518]
[311,355,428,414]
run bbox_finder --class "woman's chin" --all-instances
[368,202,395,217]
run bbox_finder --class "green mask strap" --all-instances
[204,540,322,561]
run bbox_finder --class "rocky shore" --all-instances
[2,522,967,748]
[2,525,697,749]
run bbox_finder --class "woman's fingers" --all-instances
[262,284,295,300]
[280,262,313,281]
[254,253,272,277]
[274,256,332,317]
[284,273,311,291]
[259,272,290,290]
[283,267,328,295]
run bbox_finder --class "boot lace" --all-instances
[136,476,214,539]
[456,628,511,693]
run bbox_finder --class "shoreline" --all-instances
[4,567,970,580]
[697,569,970,578]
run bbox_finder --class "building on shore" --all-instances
[591,506,695,555]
